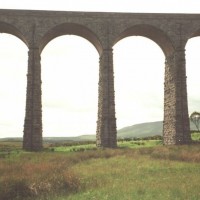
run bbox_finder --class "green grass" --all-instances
[118,139,162,148]
[67,155,200,200]
[1,140,200,200]
[51,144,97,152]
[50,140,162,152]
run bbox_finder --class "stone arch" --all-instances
[184,26,200,49]
[39,23,103,55]
[189,27,200,39]
[113,24,174,57]
[113,26,166,142]
[0,22,28,47]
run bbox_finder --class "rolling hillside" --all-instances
[117,121,162,138]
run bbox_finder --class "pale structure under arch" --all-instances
[0,9,199,150]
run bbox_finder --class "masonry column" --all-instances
[23,47,43,151]
[96,48,117,148]
[163,48,191,144]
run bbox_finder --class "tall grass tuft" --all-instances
[0,176,31,200]
[0,153,81,200]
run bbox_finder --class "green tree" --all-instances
[190,111,200,132]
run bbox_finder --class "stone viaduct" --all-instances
[0,9,198,150]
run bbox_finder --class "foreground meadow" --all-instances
[0,140,200,200]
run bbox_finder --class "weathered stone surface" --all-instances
[96,49,117,148]
[0,9,198,150]
[23,48,43,151]
[163,49,191,145]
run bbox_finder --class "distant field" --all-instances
[0,136,200,200]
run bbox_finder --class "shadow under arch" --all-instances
[0,22,28,47]
[113,24,174,57]
[184,26,200,50]
[39,23,103,55]
[189,26,200,39]
[184,25,200,49]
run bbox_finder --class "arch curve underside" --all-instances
[39,23,102,55]
[114,24,174,57]
[0,22,28,46]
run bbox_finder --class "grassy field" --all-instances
[0,138,200,200]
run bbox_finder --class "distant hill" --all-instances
[0,120,197,142]
[117,120,197,139]
[117,121,163,138]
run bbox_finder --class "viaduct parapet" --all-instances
[0,9,197,150]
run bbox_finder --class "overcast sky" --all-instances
[0,0,200,138]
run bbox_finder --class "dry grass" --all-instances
[148,145,200,162]
[67,146,200,200]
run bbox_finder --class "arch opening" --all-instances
[186,36,200,136]
[0,33,28,138]
[41,35,99,139]
[113,36,165,138]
